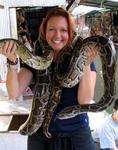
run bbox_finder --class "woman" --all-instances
[1,7,96,150]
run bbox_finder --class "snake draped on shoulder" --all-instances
[0,35,117,138]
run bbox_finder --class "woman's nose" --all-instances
[55,30,61,37]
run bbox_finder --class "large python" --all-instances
[0,35,116,138]
[56,36,116,120]
[0,38,53,70]
[42,35,117,137]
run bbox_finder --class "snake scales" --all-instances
[0,35,116,138]
[0,38,53,70]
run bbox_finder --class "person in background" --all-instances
[92,99,118,150]
[0,7,96,150]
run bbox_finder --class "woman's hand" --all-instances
[0,40,17,63]
[86,46,97,66]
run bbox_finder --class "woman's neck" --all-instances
[53,51,62,61]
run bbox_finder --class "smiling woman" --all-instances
[0,7,97,150]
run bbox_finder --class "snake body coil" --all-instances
[0,35,116,138]
[0,38,53,70]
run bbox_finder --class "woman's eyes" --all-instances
[48,28,68,33]
[61,29,68,33]
[48,28,54,31]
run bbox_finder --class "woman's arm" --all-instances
[77,65,96,104]
[0,40,33,100]
[6,67,33,100]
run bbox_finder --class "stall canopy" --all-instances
[0,0,66,7]
[76,0,118,9]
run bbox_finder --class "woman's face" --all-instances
[112,109,118,123]
[46,16,69,55]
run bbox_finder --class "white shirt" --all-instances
[92,114,118,149]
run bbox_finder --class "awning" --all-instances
[5,0,66,7]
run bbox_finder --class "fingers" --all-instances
[0,40,16,59]
[85,46,97,65]
[87,46,97,59]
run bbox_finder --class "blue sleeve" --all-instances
[90,62,96,72]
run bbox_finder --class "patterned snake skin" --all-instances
[42,35,117,138]
[56,36,116,120]
[0,38,53,70]
[0,35,116,138]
